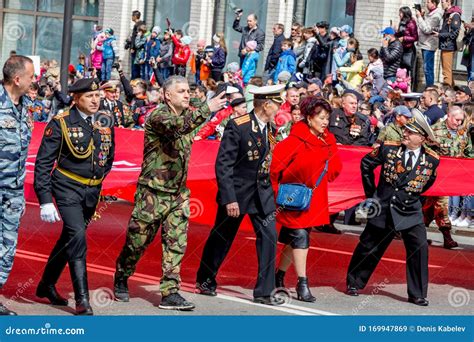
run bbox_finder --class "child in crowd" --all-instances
[99,28,119,82]
[273,39,296,84]
[146,26,161,79]
[242,40,259,85]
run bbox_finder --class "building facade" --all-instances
[0,0,472,82]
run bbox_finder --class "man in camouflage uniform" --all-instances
[374,105,412,147]
[114,76,226,310]
[422,106,473,249]
[0,56,35,315]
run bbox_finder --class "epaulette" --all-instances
[53,111,70,120]
[424,146,440,160]
[384,140,402,147]
[233,114,250,126]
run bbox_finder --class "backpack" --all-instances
[448,13,465,51]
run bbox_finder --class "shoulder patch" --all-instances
[53,111,70,120]
[370,146,380,157]
[44,127,53,137]
[424,147,440,160]
[384,140,402,147]
[234,114,250,126]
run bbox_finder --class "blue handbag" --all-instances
[276,161,328,211]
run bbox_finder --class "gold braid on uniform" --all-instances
[59,117,94,159]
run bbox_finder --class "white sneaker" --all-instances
[449,215,457,223]
[452,218,461,226]
[456,218,470,228]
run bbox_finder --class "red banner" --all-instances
[25,123,474,227]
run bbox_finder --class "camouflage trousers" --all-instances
[115,185,190,296]
[422,196,451,231]
[0,189,25,287]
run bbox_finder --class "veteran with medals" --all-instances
[196,85,285,305]
[33,78,115,315]
[346,109,440,306]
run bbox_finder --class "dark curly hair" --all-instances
[300,96,332,122]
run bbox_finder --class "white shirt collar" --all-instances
[254,114,267,133]
[405,147,421,163]
[77,109,94,122]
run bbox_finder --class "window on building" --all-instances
[223,0,268,72]
[154,0,191,33]
[0,0,99,69]
[304,0,356,29]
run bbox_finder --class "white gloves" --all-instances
[40,203,61,223]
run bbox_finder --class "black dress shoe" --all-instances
[346,286,359,296]
[0,303,17,315]
[196,287,217,296]
[253,296,285,306]
[408,297,429,306]
[36,281,69,306]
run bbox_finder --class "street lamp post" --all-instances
[60,0,74,92]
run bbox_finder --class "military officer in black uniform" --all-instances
[346,109,440,306]
[196,85,285,305]
[329,92,371,146]
[34,78,115,315]
[99,81,129,127]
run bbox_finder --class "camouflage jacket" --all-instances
[0,84,33,190]
[138,102,211,193]
[431,119,473,158]
[375,122,404,145]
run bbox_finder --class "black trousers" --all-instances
[196,205,277,298]
[41,182,100,285]
[346,221,428,298]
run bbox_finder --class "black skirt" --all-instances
[278,227,312,249]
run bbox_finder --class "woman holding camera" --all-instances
[270,97,342,302]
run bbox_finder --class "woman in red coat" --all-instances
[270,97,342,302]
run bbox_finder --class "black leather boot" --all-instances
[296,277,316,302]
[275,269,286,289]
[37,245,69,306]
[69,259,93,316]
[440,228,458,249]
[114,274,130,302]
[36,281,68,306]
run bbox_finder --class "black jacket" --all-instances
[34,107,115,206]
[216,112,276,215]
[380,39,403,79]
[439,8,462,51]
[264,34,285,71]
[232,19,266,57]
[329,109,371,146]
[312,33,331,78]
[361,142,439,231]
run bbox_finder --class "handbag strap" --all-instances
[312,160,329,191]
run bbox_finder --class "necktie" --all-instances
[86,116,93,129]
[406,151,414,170]
[262,125,268,147]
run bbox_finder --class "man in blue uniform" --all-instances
[0,55,35,315]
